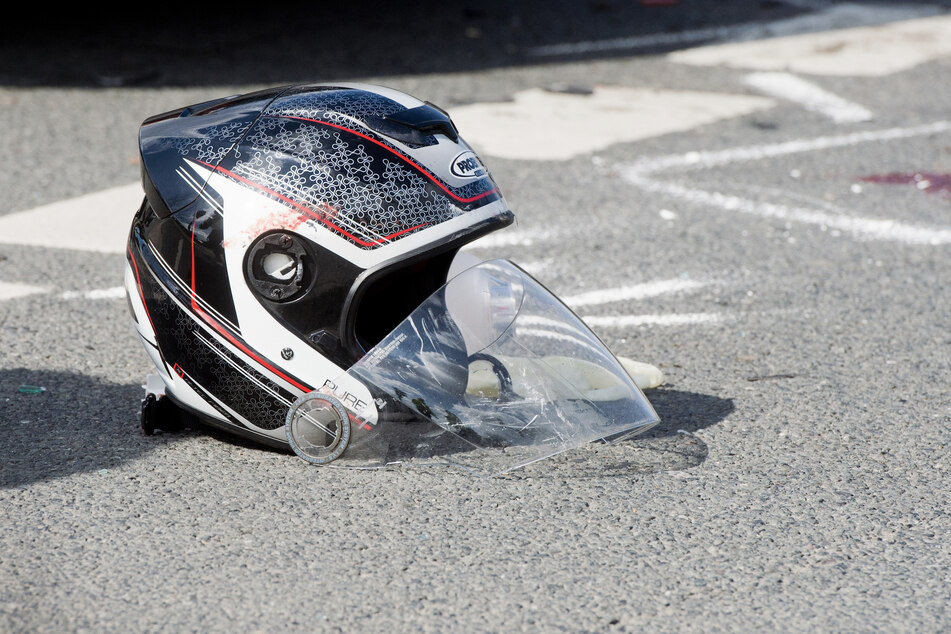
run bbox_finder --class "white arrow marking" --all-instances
[670,11,951,77]
[449,87,773,161]
[530,3,942,60]
[626,121,951,173]
[742,71,872,123]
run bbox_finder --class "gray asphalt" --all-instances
[2,2,951,631]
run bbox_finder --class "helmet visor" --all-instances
[287,259,659,476]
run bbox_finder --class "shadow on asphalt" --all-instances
[0,368,294,488]
[0,368,154,488]
[0,1,803,88]
[501,388,734,479]
[0,367,731,485]
[644,387,735,437]
[620,387,735,472]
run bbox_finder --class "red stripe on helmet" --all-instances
[194,160,428,247]
[279,115,498,204]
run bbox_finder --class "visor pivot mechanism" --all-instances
[286,393,352,465]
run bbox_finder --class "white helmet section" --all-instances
[125,257,287,433]
[124,261,156,349]
[186,163,386,424]
[193,160,506,272]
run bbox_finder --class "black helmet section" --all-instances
[349,249,460,355]
[128,213,306,449]
[242,228,361,366]
[138,86,292,219]
[133,191,241,337]
[245,232,315,303]
[342,218,505,357]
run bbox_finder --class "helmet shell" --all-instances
[126,83,513,446]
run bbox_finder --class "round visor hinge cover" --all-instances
[285,392,352,465]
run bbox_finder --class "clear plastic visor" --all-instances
[287,259,659,477]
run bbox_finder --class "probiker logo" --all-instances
[450,151,487,179]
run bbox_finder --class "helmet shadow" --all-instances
[0,367,732,485]
[0,368,176,488]
[507,388,733,479]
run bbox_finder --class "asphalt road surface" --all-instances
[2,1,951,631]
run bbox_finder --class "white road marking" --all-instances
[448,87,773,161]
[742,71,872,123]
[60,287,126,300]
[583,312,724,328]
[616,121,951,246]
[529,26,740,57]
[626,121,951,173]
[510,258,553,276]
[462,228,554,249]
[562,278,706,308]
[623,174,951,245]
[0,280,50,301]
[529,3,941,58]
[669,12,951,76]
[740,3,944,38]
[0,183,142,254]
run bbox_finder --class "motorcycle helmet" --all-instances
[126,83,659,476]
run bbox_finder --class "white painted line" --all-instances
[742,71,872,123]
[741,3,943,38]
[583,312,724,328]
[462,228,554,249]
[670,12,951,76]
[616,120,951,246]
[622,173,951,245]
[562,278,706,308]
[529,26,737,57]
[449,87,773,161]
[510,258,553,276]
[530,3,941,58]
[0,183,142,254]
[60,287,126,300]
[0,280,50,301]
[626,121,951,174]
